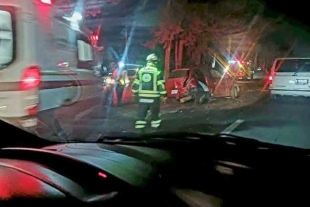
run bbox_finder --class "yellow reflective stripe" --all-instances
[135,125,146,129]
[139,90,160,94]
[132,90,138,93]
[151,120,161,124]
[158,80,165,84]
[133,79,140,84]
[160,91,167,94]
[151,124,160,128]
[136,120,147,124]
[158,82,165,89]
[138,94,160,98]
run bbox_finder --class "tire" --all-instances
[231,85,239,99]
[195,92,206,104]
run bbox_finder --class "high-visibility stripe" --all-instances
[138,94,160,98]
[136,120,147,124]
[135,125,145,129]
[133,79,140,85]
[151,124,160,128]
[139,90,160,94]
[151,120,161,124]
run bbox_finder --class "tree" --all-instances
[145,0,274,78]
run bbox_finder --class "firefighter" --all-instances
[132,54,166,131]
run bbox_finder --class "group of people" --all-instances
[110,54,167,132]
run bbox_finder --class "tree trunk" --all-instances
[195,54,201,66]
[164,40,172,80]
[175,40,179,69]
[177,40,184,68]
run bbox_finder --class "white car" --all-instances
[270,58,310,98]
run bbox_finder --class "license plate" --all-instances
[296,79,308,85]
[171,90,178,94]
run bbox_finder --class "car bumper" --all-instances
[270,89,310,97]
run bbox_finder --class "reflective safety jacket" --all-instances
[132,63,166,98]
[112,69,129,86]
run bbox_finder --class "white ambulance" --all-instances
[0,0,104,140]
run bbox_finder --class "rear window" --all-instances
[169,70,189,78]
[276,59,310,72]
[0,6,15,69]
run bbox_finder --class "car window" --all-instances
[210,69,222,78]
[169,70,189,78]
[276,59,310,72]
[0,6,15,68]
[195,69,206,83]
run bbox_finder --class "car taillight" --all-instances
[21,66,41,90]
[269,76,273,82]
[27,105,39,115]
[238,72,244,76]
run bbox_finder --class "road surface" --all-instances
[29,79,310,149]
[90,96,310,149]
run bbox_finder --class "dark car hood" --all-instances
[42,143,172,186]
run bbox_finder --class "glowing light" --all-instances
[118,62,125,68]
[72,12,82,21]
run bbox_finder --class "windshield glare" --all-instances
[1,0,310,150]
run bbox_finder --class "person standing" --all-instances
[132,54,167,131]
[112,63,128,106]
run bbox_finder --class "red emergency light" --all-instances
[40,0,53,5]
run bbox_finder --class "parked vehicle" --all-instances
[166,67,240,104]
[269,57,310,98]
[0,0,103,139]
[207,69,240,99]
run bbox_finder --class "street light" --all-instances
[72,11,82,21]
[118,61,125,68]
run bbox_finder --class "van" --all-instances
[0,0,103,140]
[270,58,310,97]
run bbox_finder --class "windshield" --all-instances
[1,0,310,150]
[275,59,310,72]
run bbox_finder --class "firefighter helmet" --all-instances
[146,54,158,62]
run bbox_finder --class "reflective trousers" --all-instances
[135,97,161,129]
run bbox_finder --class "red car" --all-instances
[166,67,240,104]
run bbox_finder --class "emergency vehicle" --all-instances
[0,0,103,140]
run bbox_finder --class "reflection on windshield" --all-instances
[1,0,310,149]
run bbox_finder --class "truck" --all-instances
[0,0,104,140]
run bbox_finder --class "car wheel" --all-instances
[230,85,239,99]
[195,92,205,104]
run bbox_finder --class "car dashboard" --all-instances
[0,137,309,207]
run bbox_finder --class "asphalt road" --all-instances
[40,77,310,149]
[164,95,310,149]
[90,93,310,149]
